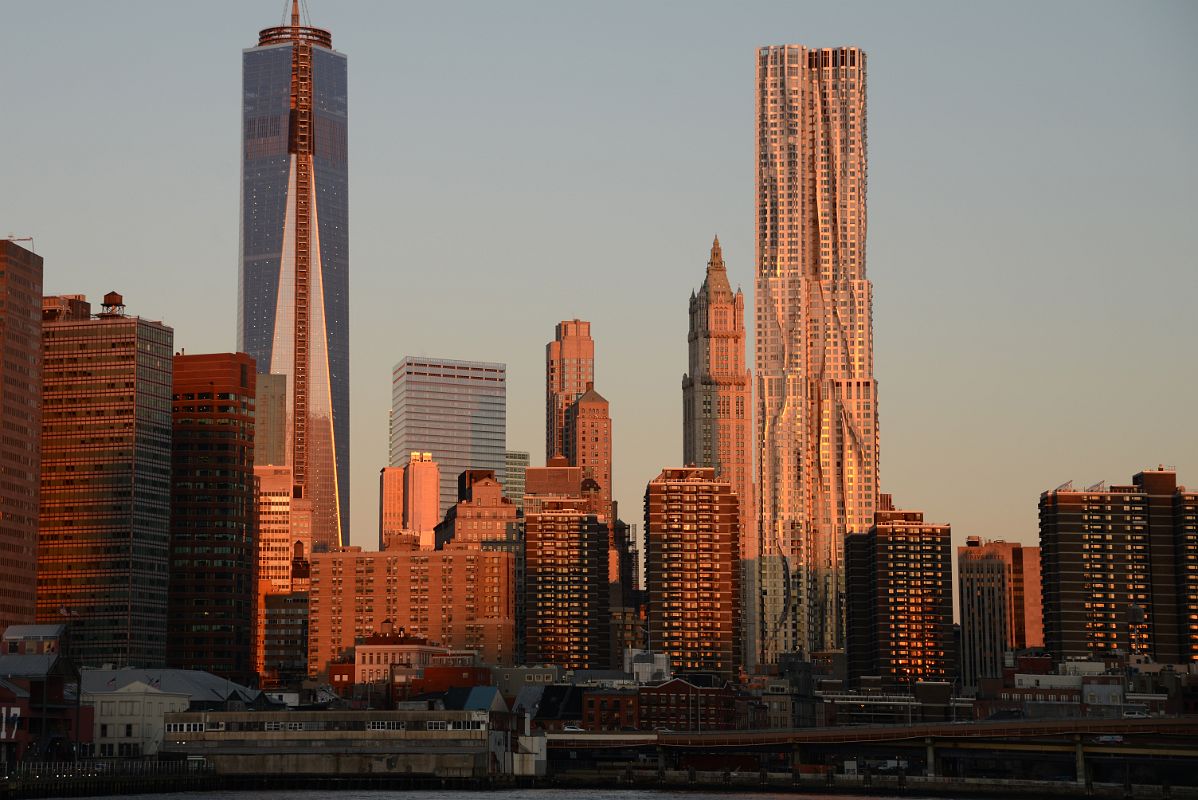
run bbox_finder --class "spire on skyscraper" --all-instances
[704,235,732,299]
[241,4,348,549]
[709,235,724,269]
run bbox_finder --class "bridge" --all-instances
[546,717,1198,785]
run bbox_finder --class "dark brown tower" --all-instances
[169,354,257,684]
[0,241,42,637]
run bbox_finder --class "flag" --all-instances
[106,677,116,689]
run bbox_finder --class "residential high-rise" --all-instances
[168,353,257,684]
[504,450,529,507]
[436,471,518,549]
[755,45,876,660]
[308,545,516,675]
[1040,468,1198,664]
[682,236,757,667]
[958,537,1044,692]
[238,2,349,551]
[564,382,613,518]
[403,452,441,542]
[263,591,310,688]
[546,320,594,460]
[39,293,173,668]
[524,461,610,669]
[389,358,506,517]
[255,466,310,593]
[253,465,310,685]
[0,241,42,637]
[845,496,953,689]
[378,466,406,551]
[644,468,741,678]
[435,470,524,663]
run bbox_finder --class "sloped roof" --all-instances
[575,386,607,404]
[0,676,29,699]
[512,685,546,716]
[0,653,61,679]
[1,624,67,641]
[464,686,505,712]
[85,680,191,699]
[81,668,260,705]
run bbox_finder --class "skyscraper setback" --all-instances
[546,320,594,461]
[755,45,877,660]
[238,2,349,550]
[682,236,757,665]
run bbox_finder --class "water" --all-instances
[72,791,941,800]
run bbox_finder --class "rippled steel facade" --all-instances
[755,45,877,661]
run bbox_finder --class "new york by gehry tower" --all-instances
[756,45,878,662]
[238,2,349,549]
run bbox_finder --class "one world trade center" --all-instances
[238,2,348,549]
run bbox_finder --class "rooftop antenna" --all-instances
[4,235,34,253]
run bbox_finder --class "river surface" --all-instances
[68,790,946,800]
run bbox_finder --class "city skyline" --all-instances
[2,1,1194,554]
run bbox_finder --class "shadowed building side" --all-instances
[168,353,257,685]
[0,241,42,638]
[682,236,757,668]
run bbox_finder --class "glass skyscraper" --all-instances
[389,357,507,517]
[238,4,349,550]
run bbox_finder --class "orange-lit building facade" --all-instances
[254,466,310,592]
[253,464,310,684]
[682,236,757,666]
[436,472,518,548]
[523,458,584,514]
[0,241,42,637]
[168,353,257,684]
[564,383,612,518]
[38,293,173,668]
[958,537,1044,692]
[1039,468,1198,664]
[756,45,877,661]
[524,495,610,670]
[404,452,440,545]
[308,546,516,676]
[378,466,406,550]
[845,495,953,689]
[546,319,594,461]
[644,468,741,678]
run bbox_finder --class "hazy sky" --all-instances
[3,0,1195,552]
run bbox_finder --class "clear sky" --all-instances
[3,0,1195,551]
